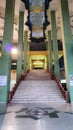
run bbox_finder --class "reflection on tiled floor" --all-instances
[15,107,59,119]
[0,70,73,130]
[0,103,73,130]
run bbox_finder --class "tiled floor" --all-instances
[0,103,73,130]
[0,70,73,130]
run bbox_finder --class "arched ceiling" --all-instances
[0,0,73,43]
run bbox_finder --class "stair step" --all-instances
[11,100,66,103]
[11,70,66,104]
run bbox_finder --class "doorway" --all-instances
[32,60,45,69]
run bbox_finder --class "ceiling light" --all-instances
[11,47,18,54]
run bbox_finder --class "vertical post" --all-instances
[48,31,53,73]
[59,0,73,102]
[27,41,30,71]
[51,11,60,79]
[46,42,49,70]
[23,31,28,74]
[0,0,15,102]
[16,12,24,81]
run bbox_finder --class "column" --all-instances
[51,11,60,79]
[48,31,53,73]
[46,42,49,70]
[23,31,28,74]
[59,0,73,102]
[27,41,30,71]
[16,12,24,81]
[0,0,15,102]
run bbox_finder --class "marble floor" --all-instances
[0,70,73,130]
[0,102,73,130]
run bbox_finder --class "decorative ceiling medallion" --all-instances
[32,26,43,31]
[30,6,44,12]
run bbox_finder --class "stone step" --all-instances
[13,95,63,98]
[13,96,64,99]
[12,99,65,103]
[12,70,66,104]
[11,100,66,104]
[14,94,62,97]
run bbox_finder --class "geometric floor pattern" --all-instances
[0,105,73,119]
[15,107,59,119]
[0,103,73,130]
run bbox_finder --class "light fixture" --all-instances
[11,47,18,54]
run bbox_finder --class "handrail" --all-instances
[8,70,30,102]
[53,75,69,103]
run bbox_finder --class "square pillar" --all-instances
[23,31,28,74]
[59,0,73,102]
[0,0,15,102]
[51,11,60,79]
[48,31,53,73]
[16,12,24,81]
[46,42,49,70]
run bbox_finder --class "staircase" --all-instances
[11,70,66,104]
